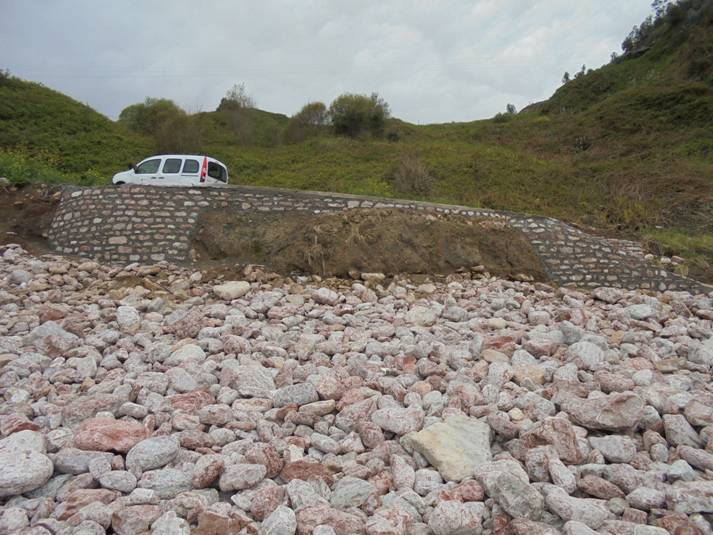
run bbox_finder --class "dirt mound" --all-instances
[0,183,62,254]
[194,208,549,281]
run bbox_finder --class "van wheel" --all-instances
[114,181,125,186]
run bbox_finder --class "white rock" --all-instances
[116,305,141,332]
[403,415,491,482]
[262,505,297,535]
[126,436,180,474]
[0,449,54,497]
[168,343,206,363]
[213,281,251,300]
[151,511,190,535]
[0,430,46,454]
[330,476,375,509]
[312,287,339,305]
[406,305,438,326]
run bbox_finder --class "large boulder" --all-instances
[403,415,491,482]
[0,449,54,497]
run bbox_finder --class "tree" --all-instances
[118,98,185,136]
[562,71,571,85]
[652,0,674,20]
[284,101,328,143]
[217,83,255,111]
[154,114,202,153]
[506,103,517,115]
[215,83,257,142]
[328,93,390,138]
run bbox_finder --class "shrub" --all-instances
[328,93,390,138]
[118,98,185,136]
[386,155,434,197]
[573,136,592,152]
[285,102,328,143]
[0,148,81,184]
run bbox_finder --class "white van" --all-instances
[112,155,229,187]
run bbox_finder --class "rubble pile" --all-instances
[1,243,713,534]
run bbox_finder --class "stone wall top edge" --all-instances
[57,184,525,217]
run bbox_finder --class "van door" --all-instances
[134,157,162,185]
[181,158,201,186]
[158,157,183,186]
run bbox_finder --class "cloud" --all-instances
[0,0,652,123]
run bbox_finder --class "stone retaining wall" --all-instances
[47,185,707,293]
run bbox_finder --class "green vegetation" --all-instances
[1,0,712,276]
[328,93,390,139]
[0,72,150,181]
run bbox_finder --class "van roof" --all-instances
[149,154,216,160]
[140,154,228,166]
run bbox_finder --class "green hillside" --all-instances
[1,0,712,277]
[0,73,151,183]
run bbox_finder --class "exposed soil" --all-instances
[0,183,61,254]
[194,208,550,281]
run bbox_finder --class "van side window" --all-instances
[182,159,199,174]
[162,158,182,174]
[207,161,227,183]
[135,159,160,174]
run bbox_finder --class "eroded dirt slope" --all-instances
[195,209,549,281]
[0,184,61,254]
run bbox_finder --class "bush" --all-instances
[118,98,185,136]
[154,114,202,154]
[328,93,390,138]
[386,155,434,197]
[284,102,328,143]
[0,148,87,184]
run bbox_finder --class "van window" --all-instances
[182,159,199,174]
[162,158,182,174]
[135,159,160,174]
[208,161,227,183]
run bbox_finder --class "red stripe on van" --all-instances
[200,157,207,182]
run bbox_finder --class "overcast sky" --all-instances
[1,0,653,124]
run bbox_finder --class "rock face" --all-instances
[404,415,491,481]
[3,243,713,534]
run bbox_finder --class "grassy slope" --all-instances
[0,75,151,183]
[1,3,712,275]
